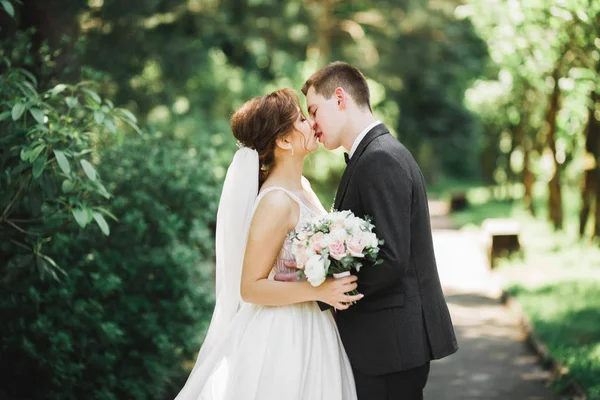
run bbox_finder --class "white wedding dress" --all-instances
[175,185,357,400]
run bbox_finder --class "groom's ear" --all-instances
[334,87,346,110]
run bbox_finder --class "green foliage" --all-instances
[0,131,220,399]
[508,281,600,398]
[0,63,140,281]
[466,0,600,181]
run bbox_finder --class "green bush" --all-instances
[0,131,221,399]
[0,64,140,281]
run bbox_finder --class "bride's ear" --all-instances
[275,135,293,152]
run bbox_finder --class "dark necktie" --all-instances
[344,153,350,164]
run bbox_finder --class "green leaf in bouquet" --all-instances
[339,255,355,268]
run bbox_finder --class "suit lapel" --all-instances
[333,124,389,210]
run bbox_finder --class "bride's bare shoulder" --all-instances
[253,189,299,230]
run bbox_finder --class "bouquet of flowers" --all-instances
[288,210,384,294]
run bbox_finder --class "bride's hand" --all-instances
[316,275,364,310]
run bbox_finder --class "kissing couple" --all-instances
[175,61,458,400]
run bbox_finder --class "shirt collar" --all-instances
[349,120,382,159]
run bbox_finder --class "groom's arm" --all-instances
[357,147,412,298]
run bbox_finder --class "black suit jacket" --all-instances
[330,124,458,376]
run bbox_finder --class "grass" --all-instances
[439,181,600,398]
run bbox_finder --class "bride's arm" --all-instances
[240,190,363,309]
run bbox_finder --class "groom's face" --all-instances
[305,86,344,151]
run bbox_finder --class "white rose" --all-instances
[344,216,364,234]
[361,231,379,248]
[304,254,329,287]
[329,228,348,243]
[328,210,351,224]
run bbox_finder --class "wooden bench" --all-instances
[481,218,522,269]
[450,192,468,212]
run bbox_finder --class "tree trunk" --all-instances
[523,140,536,215]
[579,91,600,237]
[590,92,600,237]
[306,0,334,62]
[545,67,563,230]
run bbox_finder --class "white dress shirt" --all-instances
[348,120,382,159]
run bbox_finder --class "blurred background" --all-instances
[0,0,598,399]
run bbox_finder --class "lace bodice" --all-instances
[254,184,327,277]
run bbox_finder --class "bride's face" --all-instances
[289,109,319,154]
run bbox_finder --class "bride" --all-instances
[175,88,361,400]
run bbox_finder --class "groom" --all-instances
[302,62,458,400]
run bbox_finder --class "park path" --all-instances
[423,201,561,400]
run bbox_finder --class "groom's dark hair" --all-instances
[302,61,372,112]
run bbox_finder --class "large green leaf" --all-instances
[28,145,45,163]
[93,206,118,222]
[65,96,78,108]
[32,154,47,178]
[20,147,30,162]
[50,84,68,97]
[29,108,45,124]
[94,110,104,124]
[0,111,11,121]
[54,150,70,174]
[80,159,97,181]
[82,88,102,104]
[92,211,110,236]
[11,103,25,121]
[71,208,89,228]
[104,118,117,134]
[1,0,14,17]
[116,108,137,123]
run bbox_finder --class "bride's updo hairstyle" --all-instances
[231,88,303,187]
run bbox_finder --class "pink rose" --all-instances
[310,232,326,253]
[328,239,347,261]
[346,237,366,258]
[295,247,310,268]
